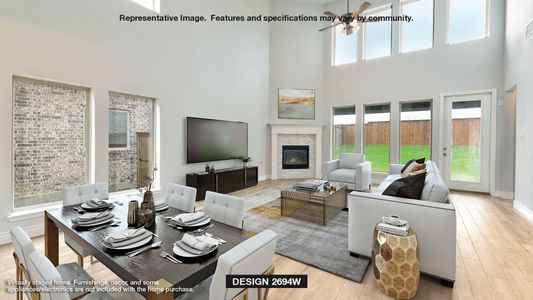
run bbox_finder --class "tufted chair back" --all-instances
[63,182,109,206]
[164,183,196,213]
[209,229,278,300]
[10,226,36,270]
[204,191,244,229]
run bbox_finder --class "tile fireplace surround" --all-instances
[269,124,323,180]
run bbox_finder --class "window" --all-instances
[130,0,160,13]
[109,110,129,149]
[332,106,356,159]
[108,92,155,193]
[13,77,89,208]
[334,25,357,65]
[400,101,432,164]
[401,0,434,53]
[448,0,488,44]
[364,104,390,172]
[364,6,392,60]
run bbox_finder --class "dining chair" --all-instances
[27,251,113,300]
[10,225,36,300]
[180,229,278,300]
[204,191,245,229]
[165,183,196,212]
[63,182,108,266]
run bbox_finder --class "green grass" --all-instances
[333,144,480,182]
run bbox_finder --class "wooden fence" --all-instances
[333,119,480,146]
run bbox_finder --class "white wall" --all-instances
[505,0,533,213]
[0,0,269,237]
[322,0,507,188]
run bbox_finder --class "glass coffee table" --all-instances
[280,185,346,225]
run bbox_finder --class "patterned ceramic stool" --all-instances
[372,226,420,299]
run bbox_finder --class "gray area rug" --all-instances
[242,187,370,283]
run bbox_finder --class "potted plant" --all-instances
[239,156,252,168]
[134,167,158,222]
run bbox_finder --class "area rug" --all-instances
[243,195,371,283]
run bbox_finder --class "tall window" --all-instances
[13,77,89,208]
[401,0,434,53]
[448,0,488,44]
[400,101,432,164]
[334,25,357,65]
[332,106,356,159]
[364,5,392,60]
[129,0,160,13]
[364,104,390,172]
[108,92,154,193]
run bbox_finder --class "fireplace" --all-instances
[282,145,309,169]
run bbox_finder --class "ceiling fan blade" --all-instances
[352,1,371,17]
[318,22,342,32]
[324,11,340,17]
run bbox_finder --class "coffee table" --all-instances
[280,185,346,225]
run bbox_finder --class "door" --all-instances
[136,132,151,188]
[442,93,491,192]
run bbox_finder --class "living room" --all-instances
[1,0,532,299]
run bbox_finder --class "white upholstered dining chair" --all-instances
[27,251,113,300]
[204,191,245,229]
[10,226,110,300]
[180,229,278,300]
[63,182,109,266]
[165,183,196,212]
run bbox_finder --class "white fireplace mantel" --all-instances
[268,123,324,180]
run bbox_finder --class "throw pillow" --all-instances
[401,161,426,178]
[400,158,426,174]
[382,171,427,200]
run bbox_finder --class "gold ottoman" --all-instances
[372,227,420,299]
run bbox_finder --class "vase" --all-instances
[138,202,154,228]
[143,191,156,223]
[127,200,139,226]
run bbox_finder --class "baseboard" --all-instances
[513,200,533,222]
[0,224,44,245]
[258,175,271,182]
[492,190,515,199]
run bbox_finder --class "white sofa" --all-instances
[323,153,372,191]
[348,160,456,286]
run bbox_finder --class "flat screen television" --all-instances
[187,117,248,164]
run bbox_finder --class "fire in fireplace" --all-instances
[282,145,309,169]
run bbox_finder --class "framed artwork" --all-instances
[278,88,316,120]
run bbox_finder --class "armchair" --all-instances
[323,153,371,191]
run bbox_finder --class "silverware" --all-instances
[164,215,179,221]
[73,207,85,214]
[167,223,183,230]
[160,250,181,263]
[127,241,162,257]
[114,201,124,206]
[204,232,226,244]
[193,224,214,233]
[88,220,121,232]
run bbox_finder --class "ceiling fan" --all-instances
[319,0,372,35]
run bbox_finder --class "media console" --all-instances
[186,166,258,201]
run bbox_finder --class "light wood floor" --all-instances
[1,180,532,300]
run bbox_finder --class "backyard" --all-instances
[333,144,480,182]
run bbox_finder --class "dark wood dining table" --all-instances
[44,196,248,299]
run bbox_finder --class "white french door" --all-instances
[441,93,491,192]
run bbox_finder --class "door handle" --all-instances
[443,153,447,156]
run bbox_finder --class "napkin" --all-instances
[172,212,205,224]
[85,198,109,208]
[71,212,113,225]
[103,229,152,248]
[181,233,217,251]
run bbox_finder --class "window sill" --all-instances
[8,203,62,222]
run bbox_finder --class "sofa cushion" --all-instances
[328,168,356,183]
[339,153,364,169]
[421,161,449,203]
[372,174,401,194]
[382,172,427,199]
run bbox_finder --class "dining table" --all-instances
[44,195,248,299]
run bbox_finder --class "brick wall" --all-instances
[108,92,153,192]
[13,77,88,199]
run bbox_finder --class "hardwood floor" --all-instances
[1,180,532,300]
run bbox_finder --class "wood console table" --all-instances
[186,166,258,201]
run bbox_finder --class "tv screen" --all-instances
[187,117,248,164]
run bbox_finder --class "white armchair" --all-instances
[323,153,372,191]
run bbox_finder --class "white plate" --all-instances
[81,202,112,211]
[72,217,114,228]
[172,242,218,258]
[172,217,211,228]
[103,234,153,250]
[156,204,169,212]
